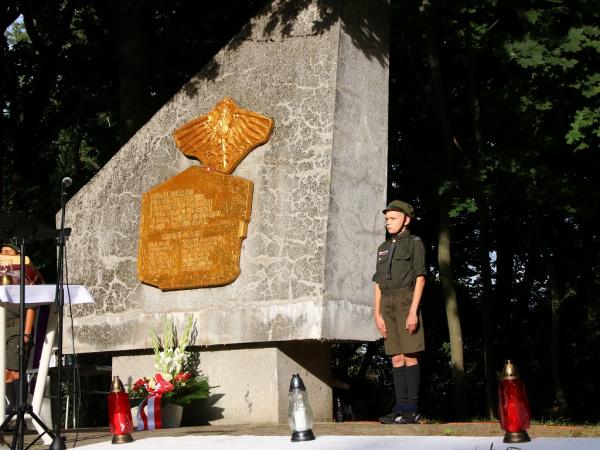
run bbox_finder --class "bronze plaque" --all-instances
[138,98,273,290]
[138,167,253,290]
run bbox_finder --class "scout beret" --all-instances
[382,200,415,218]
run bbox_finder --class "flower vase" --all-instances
[130,402,183,429]
[130,406,139,429]
[161,403,184,428]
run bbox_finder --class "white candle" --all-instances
[293,405,308,431]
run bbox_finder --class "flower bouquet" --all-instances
[129,316,210,429]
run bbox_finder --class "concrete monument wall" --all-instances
[62,0,388,424]
[64,0,388,353]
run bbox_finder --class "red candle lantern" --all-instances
[498,360,531,443]
[108,376,134,444]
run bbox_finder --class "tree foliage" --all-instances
[386,0,600,421]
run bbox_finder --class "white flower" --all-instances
[151,316,194,378]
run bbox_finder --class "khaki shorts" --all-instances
[5,314,33,371]
[5,317,21,371]
[381,288,425,356]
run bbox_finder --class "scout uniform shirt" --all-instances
[372,230,426,292]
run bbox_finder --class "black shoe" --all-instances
[395,411,421,424]
[5,404,16,417]
[379,411,403,424]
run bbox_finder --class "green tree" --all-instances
[389,0,600,420]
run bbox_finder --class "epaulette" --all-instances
[412,236,421,241]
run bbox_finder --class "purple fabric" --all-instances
[29,305,50,394]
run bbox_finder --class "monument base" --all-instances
[112,341,332,425]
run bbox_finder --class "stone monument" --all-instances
[63,0,389,424]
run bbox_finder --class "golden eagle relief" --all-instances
[173,97,274,174]
[138,98,274,290]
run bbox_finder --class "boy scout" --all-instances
[372,201,426,424]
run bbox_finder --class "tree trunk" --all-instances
[438,194,468,419]
[532,212,568,415]
[422,4,468,419]
[495,215,515,350]
[475,194,497,418]
[12,2,75,207]
[578,219,595,314]
[0,145,4,212]
[70,130,84,180]
[0,5,20,212]
[548,266,567,415]
[116,1,153,145]
[357,342,377,379]
[466,56,497,418]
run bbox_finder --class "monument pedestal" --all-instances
[113,341,331,425]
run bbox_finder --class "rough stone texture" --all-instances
[63,0,388,353]
[322,0,390,338]
[113,342,331,425]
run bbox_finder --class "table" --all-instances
[0,285,93,442]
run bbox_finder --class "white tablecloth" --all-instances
[0,284,93,305]
[1,284,93,443]
[75,435,600,450]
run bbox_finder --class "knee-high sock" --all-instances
[393,366,408,407]
[405,364,421,412]
[5,381,16,408]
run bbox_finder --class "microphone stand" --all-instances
[0,241,56,450]
[49,181,70,450]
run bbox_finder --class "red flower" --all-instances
[132,378,147,391]
[147,373,174,395]
[174,372,192,382]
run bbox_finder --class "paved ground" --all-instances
[5,422,600,449]
[2,421,599,449]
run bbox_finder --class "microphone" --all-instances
[62,177,73,188]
